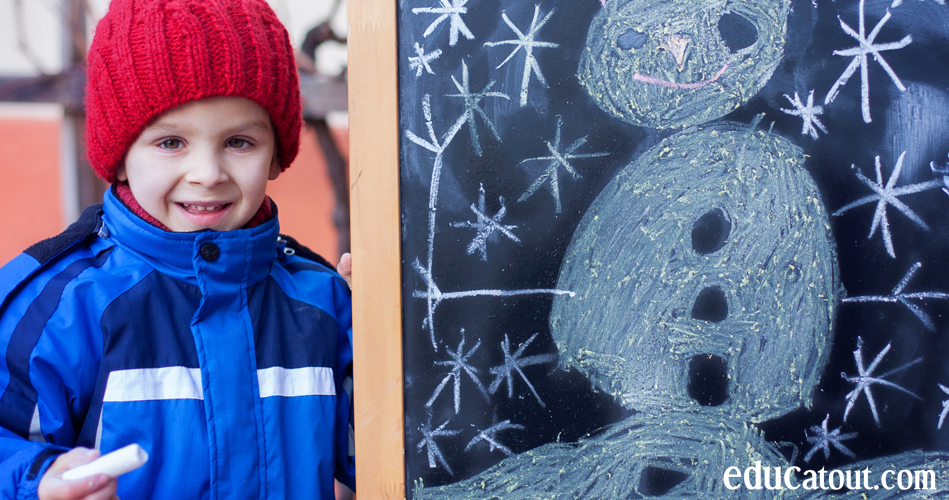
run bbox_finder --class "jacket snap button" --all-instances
[200,242,220,262]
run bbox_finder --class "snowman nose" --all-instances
[658,35,691,72]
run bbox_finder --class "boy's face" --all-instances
[117,97,280,232]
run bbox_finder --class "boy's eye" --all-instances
[227,138,251,148]
[159,138,182,149]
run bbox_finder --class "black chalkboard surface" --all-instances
[396,0,949,496]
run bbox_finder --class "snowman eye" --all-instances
[718,12,758,52]
[691,285,728,322]
[691,208,731,254]
[617,29,648,50]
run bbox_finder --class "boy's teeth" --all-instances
[187,204,220,211]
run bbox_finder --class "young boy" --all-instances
[0,0,355,498]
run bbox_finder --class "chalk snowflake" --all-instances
[842,262,949,331]
[426,329,490,413]
[408,42,442,77]
[833,151,944,258]
[484,5,560,107]
[417,417,461,474]
[446,61,509,156]
[488,332,557,407]
[412,0,475,47]
[518,116,609,213]
[841,336,922,426]
[823,0,912,123]
[803,414,858,463]
[781,90,827,139]
[450,183,520,261]
[937,384,949,430]
[465,419,525,456]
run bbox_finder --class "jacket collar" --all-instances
[100,186,280,287]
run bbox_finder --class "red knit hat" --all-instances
[85,0,302,183]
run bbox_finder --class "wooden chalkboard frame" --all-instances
[348,0,406,498]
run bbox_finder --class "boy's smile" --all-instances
[117,96,280,232]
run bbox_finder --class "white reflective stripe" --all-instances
[348,424,355,457]
[342,375,353,403]
[103,367,203,402]
[343,375,355,456]
[101,366,335,401]
[257,366,335,398]
[94,412,102,451]
[29,404,45,443]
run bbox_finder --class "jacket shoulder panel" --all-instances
[277,234,349,292]
[24,204,103,266]
[278,234,334,270]
[0,255,40,310]
[0,204,105,315]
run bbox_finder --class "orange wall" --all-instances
[0,118,63,265]
[0,117,343,267]
[268,124,343,264]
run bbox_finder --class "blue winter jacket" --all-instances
[0,188,355,499]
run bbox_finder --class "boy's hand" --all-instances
[38,448,119,500]
[336,253,352,289]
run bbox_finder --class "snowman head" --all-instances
[578,0,789,129]
[550,123,840,421]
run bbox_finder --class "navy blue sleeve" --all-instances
[0,239,109,496]
[333,273,355,492]
[0,255,62,497]
[276,235,355,491]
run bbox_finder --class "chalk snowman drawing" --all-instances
[399,0,949,497]
[419,118,849,497]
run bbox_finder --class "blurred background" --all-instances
[0,0,350,265]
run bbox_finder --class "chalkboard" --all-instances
[392,0,949,496]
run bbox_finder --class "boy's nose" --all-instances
[185,152,229,187]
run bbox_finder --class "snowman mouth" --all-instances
[686,354,728,406]
[633,63,729,90]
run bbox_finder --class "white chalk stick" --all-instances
[62,444,148,481]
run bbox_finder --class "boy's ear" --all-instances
[268,155,281,180]
[115,163,128,182]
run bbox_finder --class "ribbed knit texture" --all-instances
[85,0,302,183]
